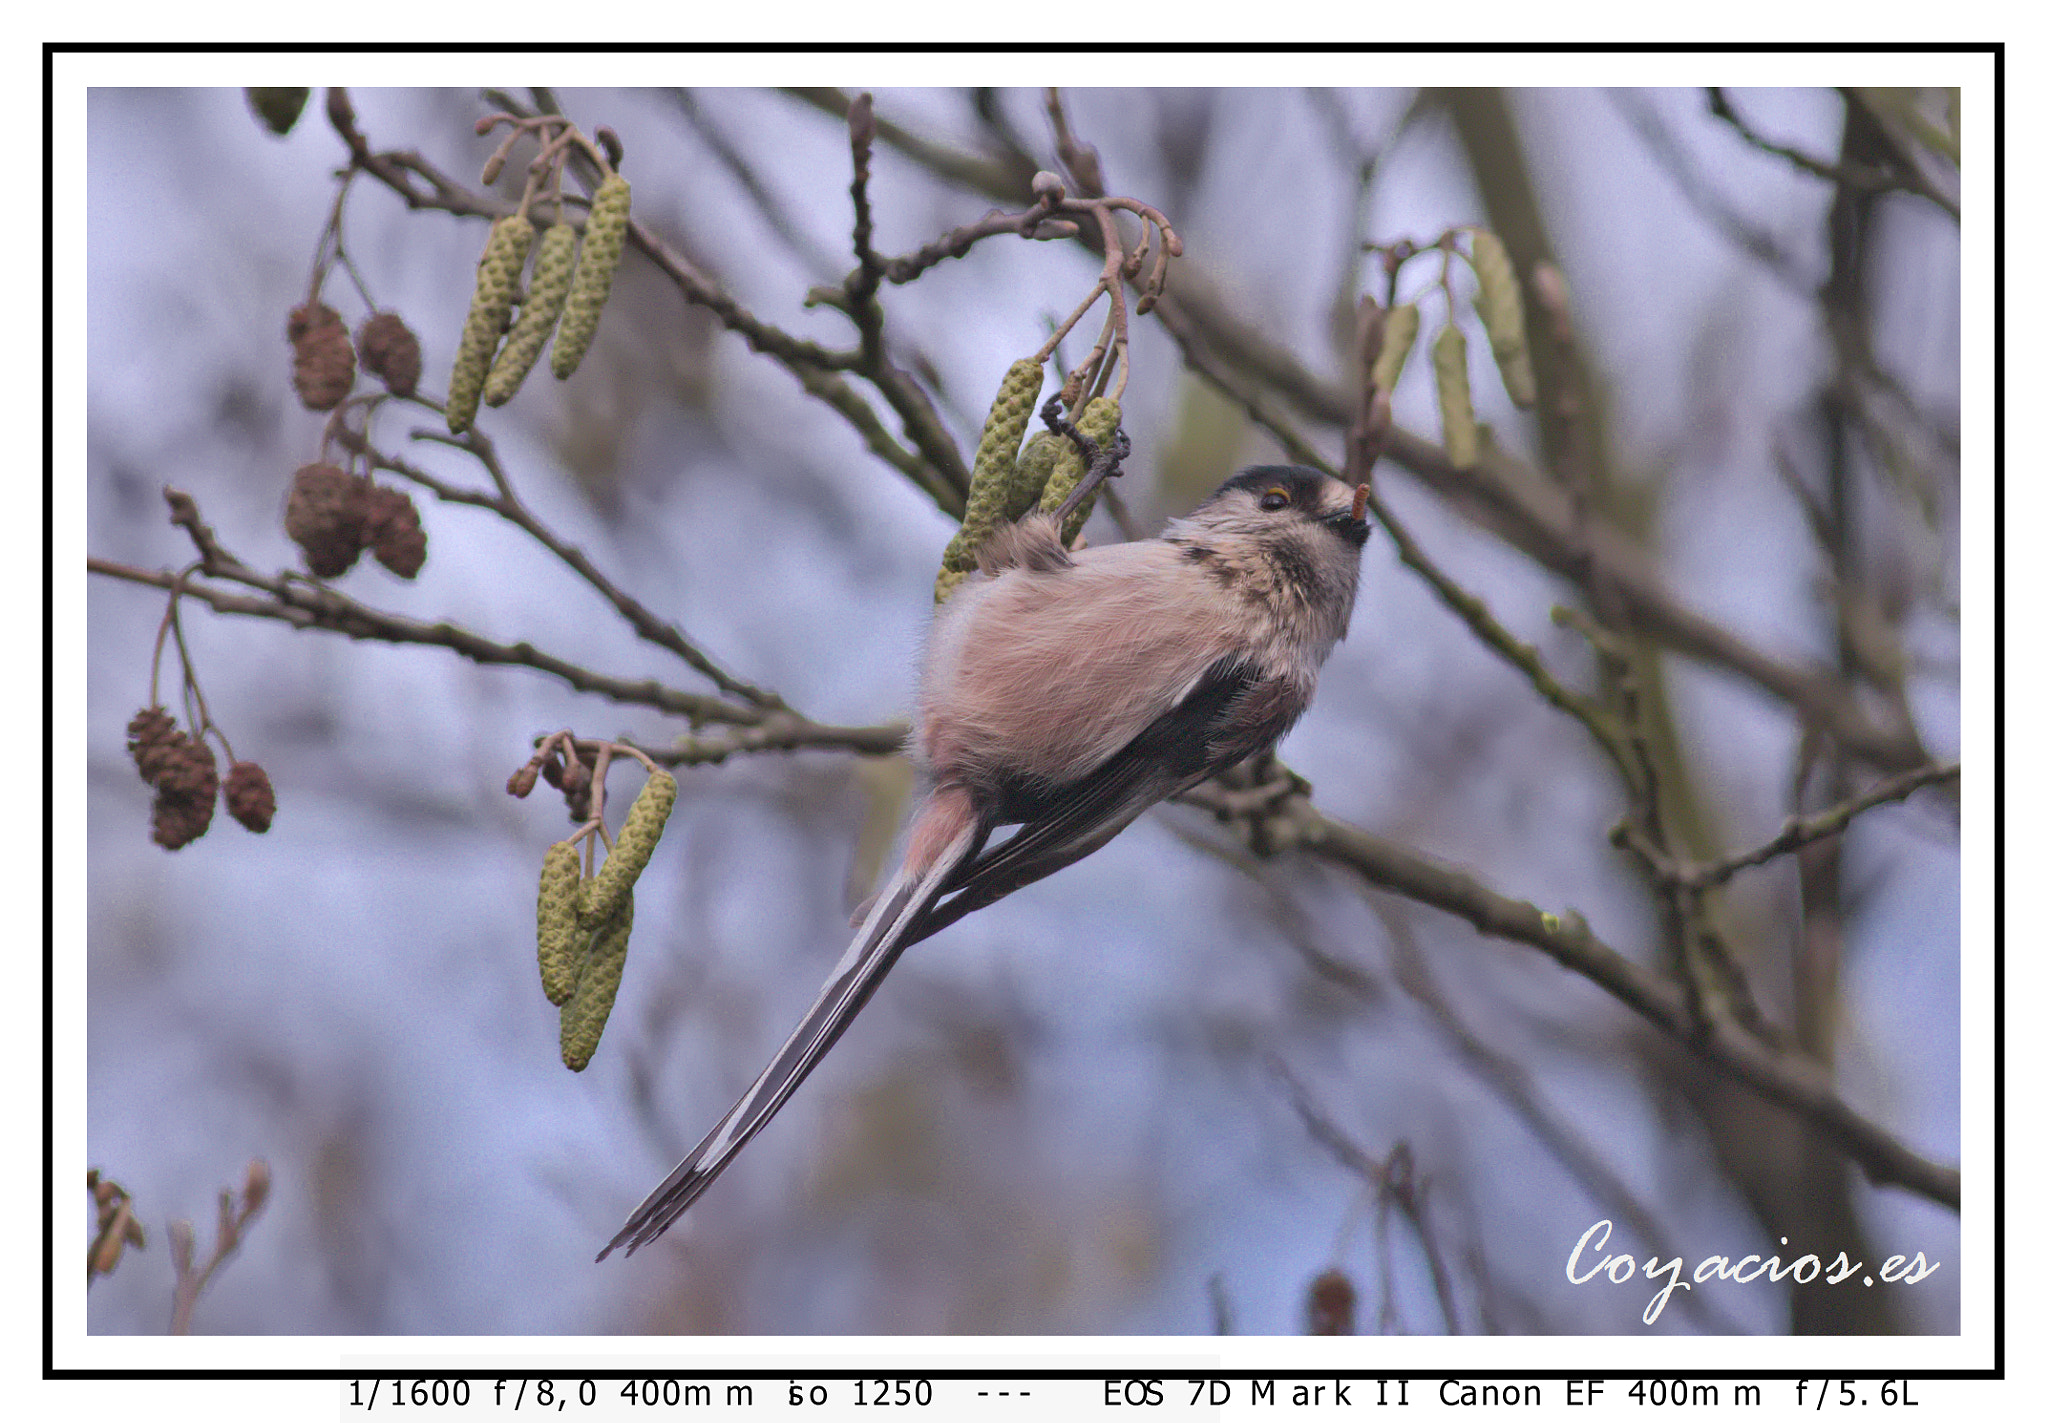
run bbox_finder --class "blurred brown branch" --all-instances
[1710,87,1959,221]
[1269,1060,1462,1334]
[1182,782,1959,1212]
[1682,760,1959,891]
[168,1159,271,1335]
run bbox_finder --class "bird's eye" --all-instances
[1259,487,1291,511]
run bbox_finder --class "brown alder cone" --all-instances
[152,733,217,801]
[126,706,179,784]
[356,312,422,397]
[150,736,219,850]
[284,463,373,578]
[1305,1267,1357,1335]
[224,761,276,833]
[363,483,427,579]
[151,793,214,850]
[287,302,357,411]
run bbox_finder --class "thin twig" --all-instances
[1709,88,1958,222]
[349,422,782,710]
[842,92,888,368]
[1690,762,1959,890]
[1371,901,1747,1333]
[1268,1060,1462,1334]
[167,1160,270,1335]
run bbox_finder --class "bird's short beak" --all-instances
[1321,506,1372,547]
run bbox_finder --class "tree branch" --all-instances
[1204,788,1961,1212]
[1688,760,1958,891]
[89,550,895,767]
[1709,88,1958,222]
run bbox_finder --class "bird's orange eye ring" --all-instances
[1259,487,1291,511]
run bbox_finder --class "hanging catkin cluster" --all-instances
[529,768,677,1071]
[934,358,1044,603]
[445,172,633,433]
[1364,227,1540,473]
[1037,396,1121,544]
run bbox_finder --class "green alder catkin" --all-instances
[578,770,677,930]
[1038,397,1122,545]
[1469,230,1537,409]
[486,222,579,407]
[536,840,585,1006]
[550,174,632,380]
[447,215,534,434]
[1372,303,1421,396]
[935,358,1045,604]
[560,890,632,1071]
[1433,323,1480,471]
[1003,431,1061,521]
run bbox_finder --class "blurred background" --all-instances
[84,85,1962,1335]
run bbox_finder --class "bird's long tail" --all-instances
[598,791,983,1261]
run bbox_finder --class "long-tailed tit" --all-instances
[600,462,1369,1260]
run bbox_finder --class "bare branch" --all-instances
[1268,1060,1462,1334]
[1687,760,1959,890]
[1226,792,1961,1212]
[168,1159,270,1335]
[92,554,761,725]
[1709,88,1958,221]
[350,424,783,709]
